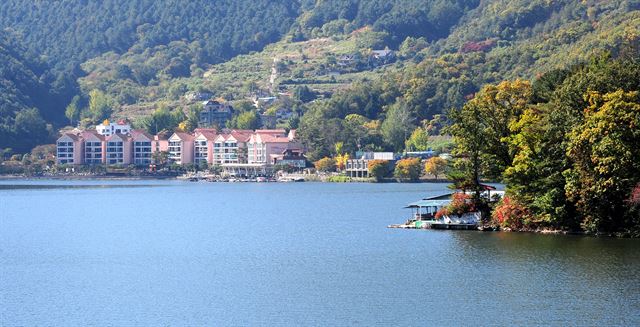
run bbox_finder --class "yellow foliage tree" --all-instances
[424,156,447,179]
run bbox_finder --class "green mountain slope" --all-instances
[0,0,637,155]
[0,0,302,72]
[0,32,64,152]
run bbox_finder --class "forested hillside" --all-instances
[0,32,68,152]
[0,0,638,156]
[0,0,301,72]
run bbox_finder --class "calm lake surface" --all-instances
[1,180,639,326]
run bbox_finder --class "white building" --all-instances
[96,119,131,136]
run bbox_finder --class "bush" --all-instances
[491,196,531,230]
[435,193,476,218]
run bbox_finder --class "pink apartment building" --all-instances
[56,126,301,167]
[168,132,195,165]
[247,130,300,165]
[194,130,217,165]
[56,133,83,165]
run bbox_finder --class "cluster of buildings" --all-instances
[56,120,306,174]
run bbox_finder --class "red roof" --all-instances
[80,130,105,141]
[196,131,218,140]
[130,129,153,140]
[172,132,195,141]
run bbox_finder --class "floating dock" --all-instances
[388,220,479,230]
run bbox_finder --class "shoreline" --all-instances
[0,175,178,181]
[0,174,455,183]
[392,223,634,238]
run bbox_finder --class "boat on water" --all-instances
[388,187,504,230]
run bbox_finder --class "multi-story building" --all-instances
[55,125,302,170]
[199,100,233,128]
[56,133,83,165]
[193,130,217,165]
[105,134,132,165]
[247,130,300,165]
[212,130,252,165]
[131,130,154,166]
[81,131,105,165]
[168,132,194,165]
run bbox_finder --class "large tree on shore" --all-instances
[565,90,640,235]
[447,80,532,200]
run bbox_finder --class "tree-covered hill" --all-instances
[0,0,638,156]
[0,32,68,153]
[0,0,302,72]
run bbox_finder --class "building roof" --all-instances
[130,129,153,140]
[256,133,291,143]
[171,132,195,141]
[229,130,252,142]
[106,133,131,141]
[255,129,286,135]
[80,130,105,141]
[194,128,218,133]
[195,130,217,141]
[424,193,454,200]
[58,133,80,141]
[372,49,394,57]
[405,199,451,208]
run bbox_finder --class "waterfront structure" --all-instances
[193,130,217,165]
[55,133,83,165]
[345,152,395,178]
[55,125,302,170]
[247,130,299,165]
[131,130,154,166]
[271,148,307,168]
[81,131,105,164]
[168,132,195,165]
[95,119,131,136]
[105,134,132,165]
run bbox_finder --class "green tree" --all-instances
[87,89,114,123]
[233,110,261,130]
[381,100,414,151]
[565,90,640,235]
[405,127,429,151]
[64,95,82,125]
[448,80,532,200]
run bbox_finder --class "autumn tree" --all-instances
[314,157,336,172]
[424,156,447,179]
[367,159,389,181]
[393,157,422,181]
[566,90,640,235]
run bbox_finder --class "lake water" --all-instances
[1,180,639,326]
